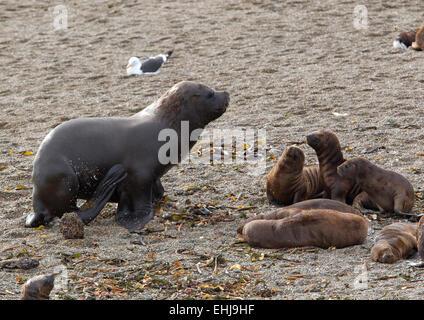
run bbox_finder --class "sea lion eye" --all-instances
[207,91,214,98]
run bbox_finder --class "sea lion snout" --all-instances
[379,247,395,264]
[306,133,320,148]
[211,91,230,116]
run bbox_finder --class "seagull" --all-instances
[126,50,173,75]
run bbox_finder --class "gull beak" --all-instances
[126,64,131,70]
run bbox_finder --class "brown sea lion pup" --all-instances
[241,209,368,249]
[371,222,417,264]
[306,129,361,204]
[412,25,424,50]
[237,198,362,235]
[337,157,416,219]
[21,272,59,300]
[266,146,324,205]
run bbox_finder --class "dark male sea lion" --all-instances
[237,198,362,235]
[241,208,368,249]
[371,222,417,264]
[306,129,361,204]
[266,146,323,205]
[25,81,230,232]
[337,157,416,219]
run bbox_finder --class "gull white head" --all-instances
[126,57,141,75]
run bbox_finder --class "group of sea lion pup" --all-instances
[238,129,423,265]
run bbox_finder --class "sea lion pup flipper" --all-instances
[352,191,380,214]
[371,222,417,264]
[242,209,368,249]
[77,164,128,224]
[265,146,323,205]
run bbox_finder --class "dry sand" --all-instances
[0,0,424,300]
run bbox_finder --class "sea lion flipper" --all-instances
[77,164,128,224]
[393,210,420,221]
[115,181,154,232]
[152,178,165,202]
[115,203,154,232]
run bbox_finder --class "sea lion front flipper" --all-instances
[152,178,165,202]
[77,164,128,224]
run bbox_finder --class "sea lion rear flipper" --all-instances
[393,210,421,221]
[77,164,127,224]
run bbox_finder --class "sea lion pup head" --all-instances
[371,244,397,264]
[276,146,305,173]
[153,81,230,129]
[336,157,362,178]
[412,25,424,50]
[306,129,341,154]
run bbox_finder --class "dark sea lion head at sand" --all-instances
[26,81,229,232]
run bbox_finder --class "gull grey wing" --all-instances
[140,56,166,73]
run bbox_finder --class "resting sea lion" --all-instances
[25,81,230,232]
[337,157,416,219]
[237,198,362,235]
[306,129,361,204]
[412,25,424,50]
[371,222,417,264]
[266,146,324,205]
[241,209,368,249]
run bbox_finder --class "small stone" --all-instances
[60,212,84,239]
[21,273,58,300]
